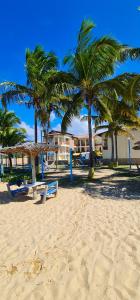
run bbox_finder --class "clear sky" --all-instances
[0,0,140,138]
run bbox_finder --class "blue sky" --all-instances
[0,0,140,139]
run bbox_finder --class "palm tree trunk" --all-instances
[22,154,24,166]
[8,154,12,170]
[111,133,115,163]
[34,109,39,172]
[115,132,118,166]
[43,128,48,144]
[87,98,94,179]
[34,110,38,143]
[44,119,50,144]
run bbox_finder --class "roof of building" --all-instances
[48,130,73,137]
[95,130,108,136]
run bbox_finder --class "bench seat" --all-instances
[11,187,29,197]
[7,180,29,199]
[40,181,58,203]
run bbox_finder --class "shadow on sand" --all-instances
[1,168,140,204]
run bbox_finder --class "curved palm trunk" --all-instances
[43,125,49,144]
[34,109,39,172]
[34,110,38,143]
[87,99,94,179]
[111,133,115,163]
[115,132,118,166]
[8,154,12,171]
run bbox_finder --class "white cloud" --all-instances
[53,116,88,136]
[19,121,41,142]
[19,115,88,142]
[50,111,56,122]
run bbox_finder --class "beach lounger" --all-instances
[40,181,58,203]
[7,180,29,199]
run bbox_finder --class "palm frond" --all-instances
[61,93,82,132]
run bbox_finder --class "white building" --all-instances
[99,129,140,164]
[44,130,99,162]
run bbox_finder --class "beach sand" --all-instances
[0,169,140,299]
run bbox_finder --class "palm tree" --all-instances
[0,46,58,143]
[95,91,140,165]
[62,19,128,178]
[0,109,26,167]
[1,46,73,144]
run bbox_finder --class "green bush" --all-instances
[108,162,118,168]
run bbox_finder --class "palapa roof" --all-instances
[0,142,58,157]
[133,141,140,150]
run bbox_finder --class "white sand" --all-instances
[0,170,140,300]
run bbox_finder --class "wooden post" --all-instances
[41,185,48,204]
[31,156,36,184]
[22,154,24,166]
[56,151,58,170]
[13,155,16,167]
[128,138,132,170]
[70,148,73,182]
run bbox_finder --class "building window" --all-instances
[81,147,85,152]
[65,147,70,153]
[74,139,78,146]
[103,138,108,150]
[65,138,70,145]
[59,146,65,153]
[47,152,55,161]
[55,137,58,145]
[81,139,85,146]
[86,139,89,146]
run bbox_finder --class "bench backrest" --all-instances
[43,181,58,195]
[8,179,24,186]
[47,181,58,188]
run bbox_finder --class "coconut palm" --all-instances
[0,46,58,142]
[0,46,71,143]
[62,19,128,178]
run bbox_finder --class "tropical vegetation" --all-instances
[0,19,140,177]
[0,46,71,143]
[95,90,140,165]
[0,109,26,167]
[61,20,134,178]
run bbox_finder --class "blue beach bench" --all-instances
[7,180,29,199]
[40,181,58,203]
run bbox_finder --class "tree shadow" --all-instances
[0,191,11,204]
[1,168,140,204]
[83,177,140,201]
[0,190,34,205]
[45,168,140,201]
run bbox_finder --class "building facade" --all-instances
[44,131,99,162]
[46,131,74,162]
[99,129,140,164]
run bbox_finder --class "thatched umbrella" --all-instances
[0,142,58,183]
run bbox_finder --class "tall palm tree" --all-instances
[62,19,127,178]
[1,46,73,144]
[0,46,58,143]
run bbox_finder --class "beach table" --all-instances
[24,181,46,200]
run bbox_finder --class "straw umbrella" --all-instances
[0,142,58,183]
